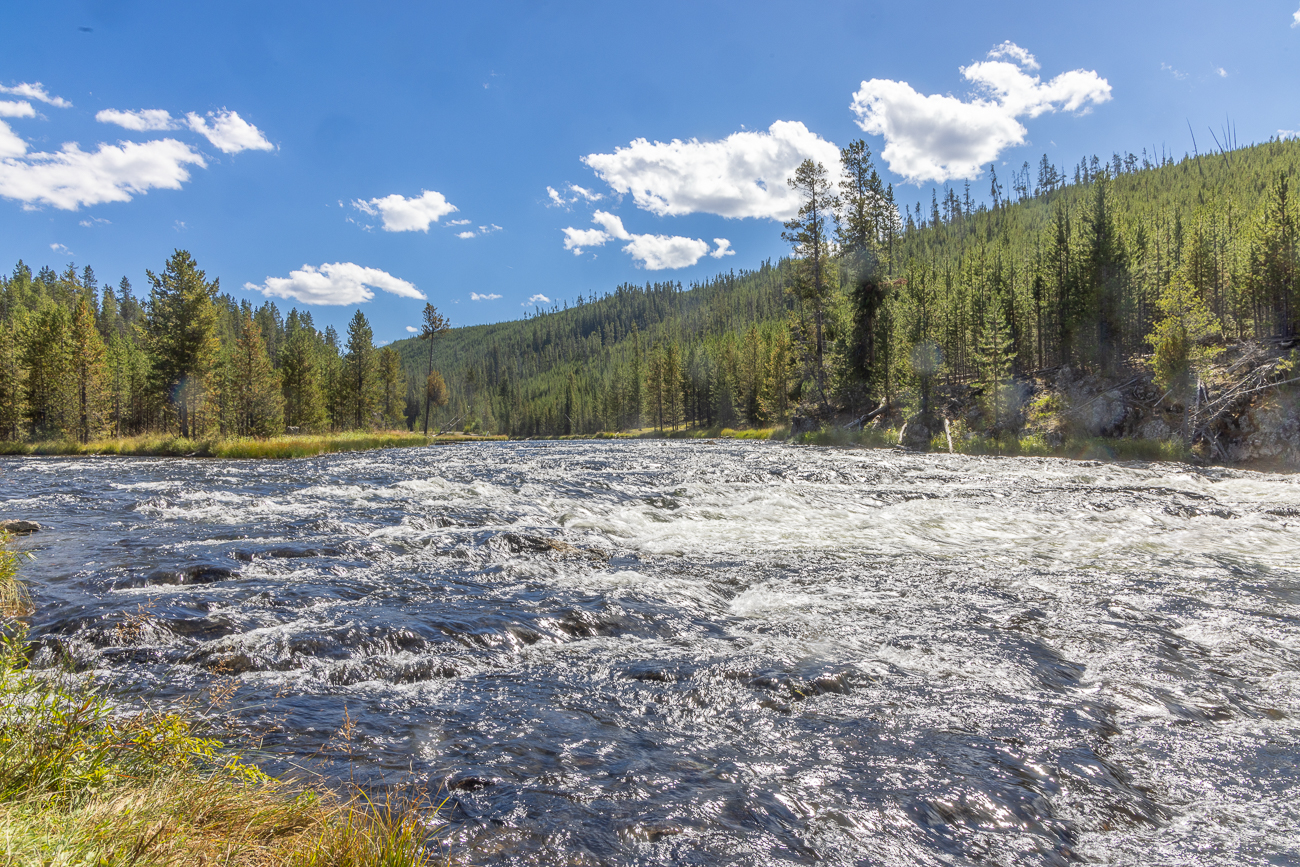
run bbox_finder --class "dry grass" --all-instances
[0,430,506,460]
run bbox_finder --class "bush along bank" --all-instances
[0,535,445,866]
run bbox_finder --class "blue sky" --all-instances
[2,1,1299,343]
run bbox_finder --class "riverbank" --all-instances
[0,430,506,459]
[0,536,442,866]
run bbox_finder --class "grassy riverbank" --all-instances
[0,430,506,459]
[0,537,443,866]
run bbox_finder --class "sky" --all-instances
[2,1,1299,344]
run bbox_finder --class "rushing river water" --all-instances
[3,440,1299,865]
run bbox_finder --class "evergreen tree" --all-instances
[279,320,327,432]
[378,346,407,428]
[343,309,378,429]
[144,251,220,438]
[230,308,283,437]
[417,303,450,435]
[69,298,108,443]
[0,312,24,441]
[783,158,838,412]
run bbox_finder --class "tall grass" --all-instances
[0,430,506,460]
[0,536,445,866]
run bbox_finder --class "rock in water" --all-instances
[0,520,41,535]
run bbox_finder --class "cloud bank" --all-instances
[850,42,1111,183]
[246,262,425,306]
[583,120,840,221]
[353,190,457,232]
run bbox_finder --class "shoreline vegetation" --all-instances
[0,423,1199,467]
[0,535,443,866]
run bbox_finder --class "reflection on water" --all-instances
[3,441,1299,865]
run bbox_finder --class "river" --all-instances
[3,440,1298,865]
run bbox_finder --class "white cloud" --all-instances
[987,41,1040,70]
[405,325,418,332]
[0,138,206,210]
[623,233,710,270]
[1161,62,1188,81]
[0,122,26,159]
[1216,67,1228,78]
[1279,129,1298,140]
[1293,5,1300,27]
[185,109,273,153]
[96,108,175,131]
[49,242,72,255]
[710,238,735,258]
[524,293,550,306]
[850,43,1111,183]
[562,226,610,254]
[457,231,476,239]
[562,210,715,270]
[79,216,110,227]
[246,262,425,306]
[0,101,34,118]
[0,82,70,108]
[583,120,841,221]
[470,292,502,301]
[547,183,606,209]
[353,189,457,232]
[448,218,471,226]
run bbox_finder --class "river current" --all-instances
[3,440,1298,865]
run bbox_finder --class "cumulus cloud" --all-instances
[1217,67,1228,78]
[405,325,418,332]
[0,82,70,108]
[623,233,711,270]
[353,189,457,232]
[0,139,206,210]
[524,293,550,306]
[1293,5,1300,26]
[185,109,274,153]
[0,101,35,118]
[561,210,720,270]
[96,108,176,131]
[470,292,502,301]
[710,238,735,258]
[246,262,425,306]
[850,42,1111,183]
[562,226,610,254]
[0,122,26,159]
[582,120,841,221]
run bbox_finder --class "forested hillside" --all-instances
[1,136,1297,444]
[391,135,1300,436]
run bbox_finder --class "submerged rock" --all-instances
[0,519,41,535]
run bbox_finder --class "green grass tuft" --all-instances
[0,536,446,866]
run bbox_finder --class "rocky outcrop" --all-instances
[0,520,41,535]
